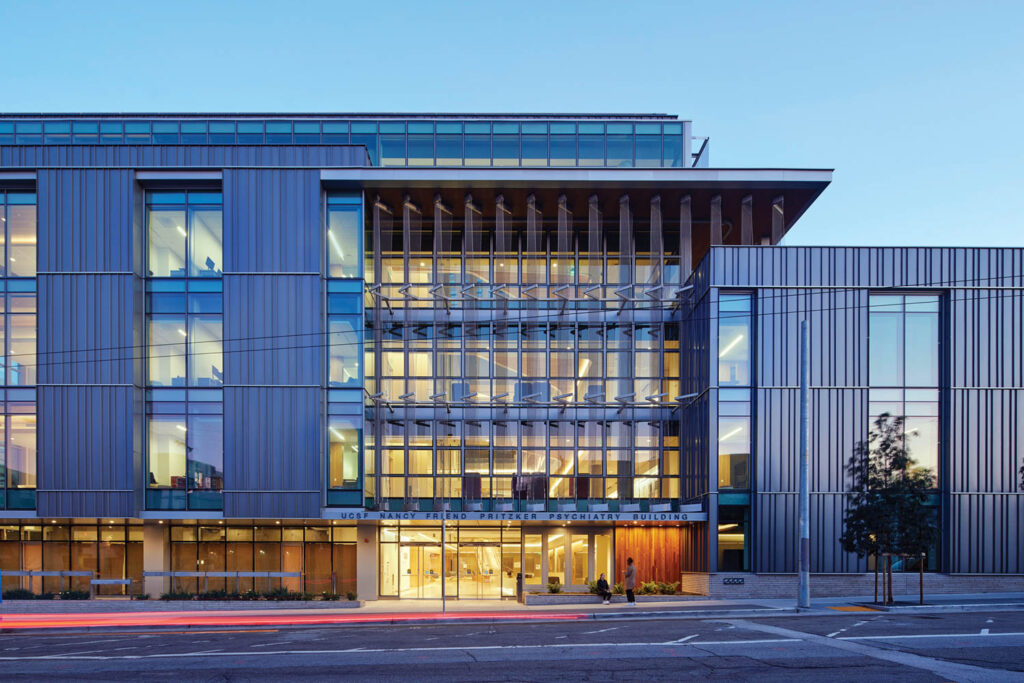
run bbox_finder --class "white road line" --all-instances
[826,631,842,638]
[839,631,1024,641]
[582,627,618,634]
[691,638,801,646]
[671,634,699,643]
[0,641,738,661]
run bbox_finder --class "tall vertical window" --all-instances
[718,293,752,386]
[869,294,940,486]
[327,195,363,278]
[0,190,36,510]
[146,191,223,510]
[326,194,365,505]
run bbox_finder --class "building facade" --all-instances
[0,114,1021,600]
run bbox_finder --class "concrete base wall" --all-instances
[683,572,1024,599]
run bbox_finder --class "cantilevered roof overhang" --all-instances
[321,167,833,241]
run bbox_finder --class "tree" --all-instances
[841,414,938,605]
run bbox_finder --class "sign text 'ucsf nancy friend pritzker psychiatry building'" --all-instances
[0,113,1021,600]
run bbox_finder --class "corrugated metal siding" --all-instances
[36,169,135,272]
[223,170,322,273]
[2,144,368,170]
[37,274,134,385]
[223,387,321,518]
[37,386,135,517]
[703,246,1024,574]
[223,275,322,386]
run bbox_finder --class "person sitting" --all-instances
[596,573,612,604]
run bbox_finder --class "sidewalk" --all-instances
[2,592,1023,631]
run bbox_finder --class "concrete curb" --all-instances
[851,601,1024,614]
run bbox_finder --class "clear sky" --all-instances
[2,0,1021,247]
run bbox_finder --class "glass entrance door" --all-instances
[399,544,442,599]
[457,544,501,599]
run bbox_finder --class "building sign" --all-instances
[326,510,707,523]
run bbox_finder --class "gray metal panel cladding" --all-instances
[37,274,135,385]
[223,387,321,518]
[37,386,135,518]
[36,169,135,272]
[223,275,322,385]
[700,245,1024,574]
[1,144,369,170]
[222,170,322,273]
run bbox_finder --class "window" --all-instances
[327,195,363,278]
[869,294,941,487]
[147,191,222,277]
[145,191,223,511]
[329,418,361,490]
[718,390,751,489]
[0,191,36,510]
[718,506,749,571]
[718,293,752,386]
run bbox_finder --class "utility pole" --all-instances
[798,319,811,609]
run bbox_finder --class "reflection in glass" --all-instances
[719,294,751,386]
[328,317,361,386]
[718,416,750,489]
[189,207,223,276]
[188,415,223,490]
[188,316,223,386]
[7,312,36,386]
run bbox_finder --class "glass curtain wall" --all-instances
[0,191,36,510]
[145,191,224,511]
[362,195,684,512]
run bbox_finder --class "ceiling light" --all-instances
[176,424,187,432]
[328,229,344,260]
[719,334,744,358]
[178,328,187,336]
[176,226,187,237]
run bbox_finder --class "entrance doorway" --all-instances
[399,544,442,599]
[457,544,501,599]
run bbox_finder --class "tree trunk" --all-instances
[873,557,878,604]
[919,555,924,605]
[886,555,894,606]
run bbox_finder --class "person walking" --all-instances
[623,557,637,606]
[596,573,612,604]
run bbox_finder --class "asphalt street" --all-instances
[1,609,1023,681]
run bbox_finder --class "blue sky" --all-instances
[2,1,1021,246]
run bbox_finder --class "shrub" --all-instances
[613,582,624,595]
[241,589,262,600]
[133,593,150,600]
[659,581,680,595]
[197,590,244,601]
[2,588,36,600]
[59,590,91,600]
[346,592,358,601]
[321,592,341,601]
[587,580,599,595]
[38,592,56,600]
[160,591,194,601]
[262,587,310,601]
[638,581,659,596]
[546,582,562,594]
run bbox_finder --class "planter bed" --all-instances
[523,592,698,606]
